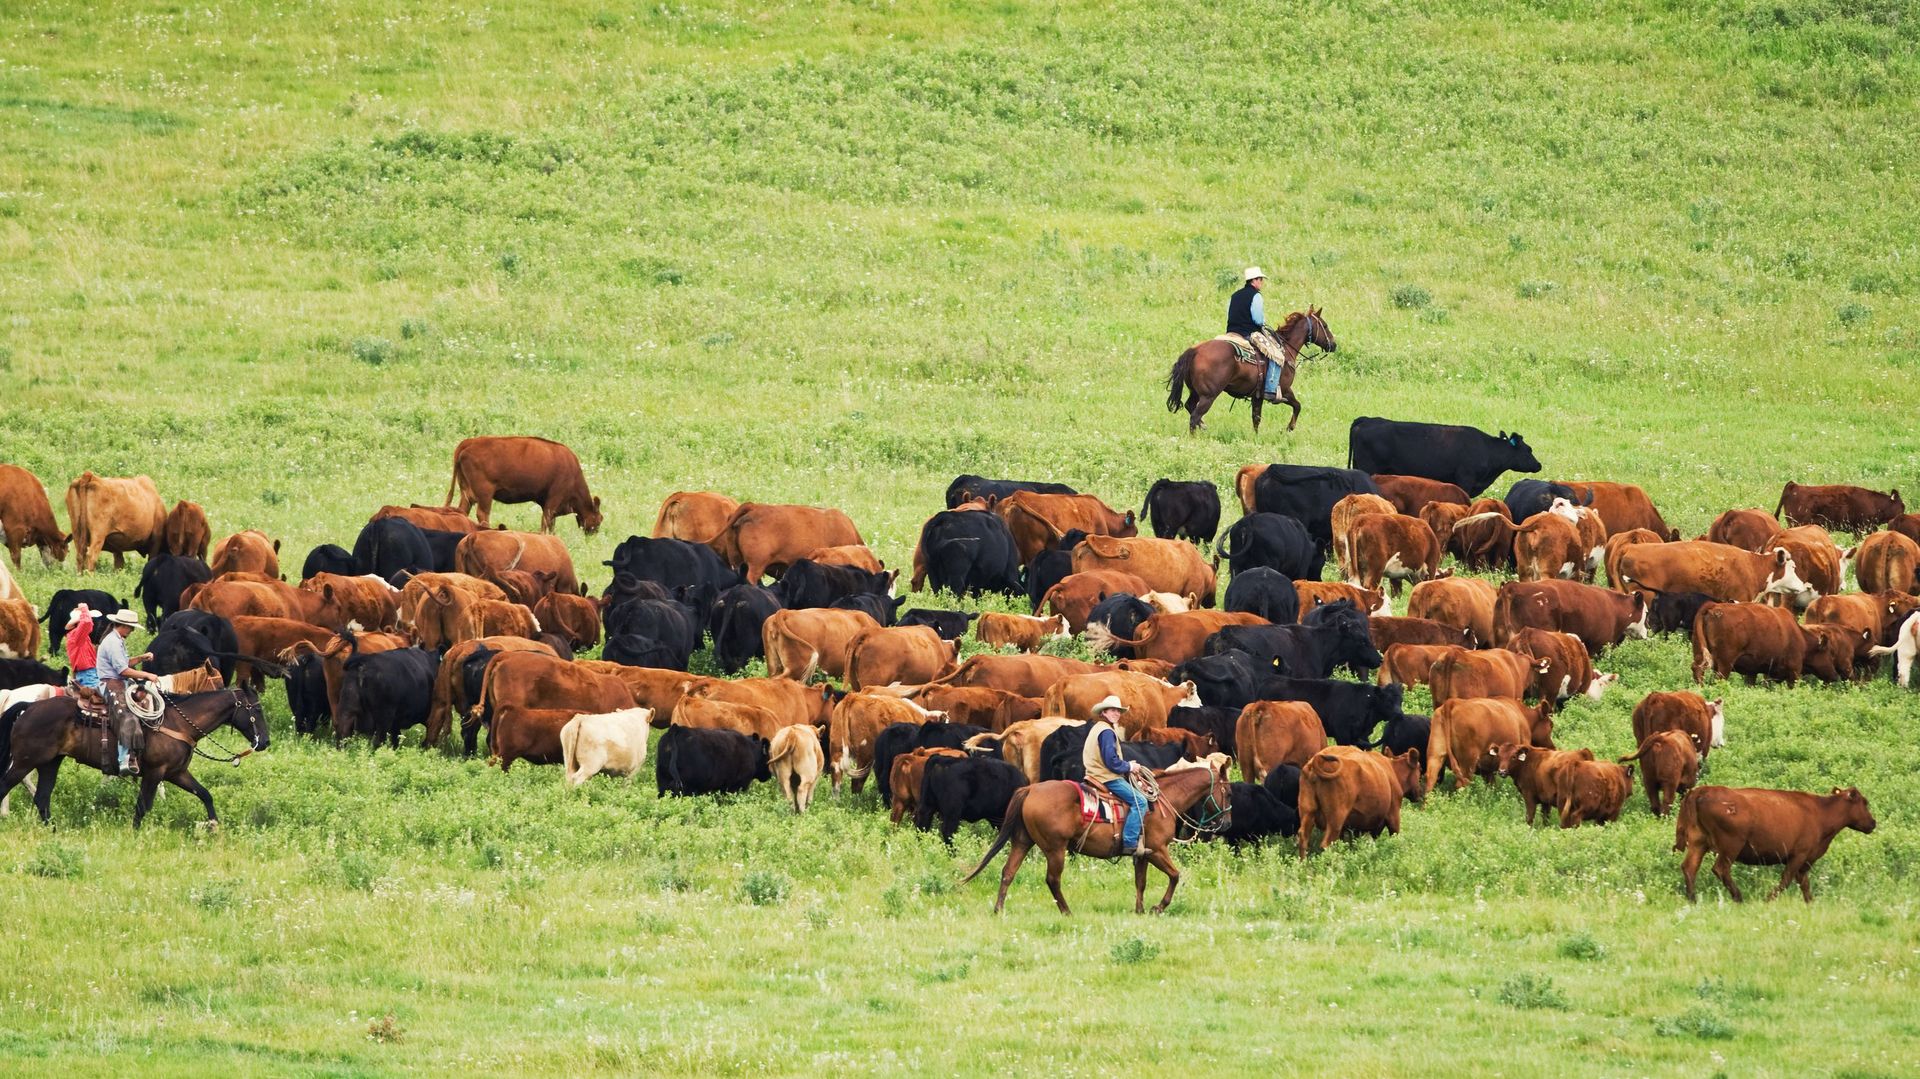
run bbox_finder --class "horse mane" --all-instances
[1274,310,1306,334]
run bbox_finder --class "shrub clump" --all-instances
[1497,972,1568,1010]
[1390,284,1432,309]
[1110,937,1161,964]
[1557,932,1605,961]
[350,336,393,365]
[741,870,789,906]
[26,842,84,880]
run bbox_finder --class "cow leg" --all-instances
[1043,845,1070,915]
[6,536,20,568]
[993,836,1032,914]
[1680,840,1705,901]
[1320,807,1349,851]
[112,550,126,570]
[1797,867,1815,904]
[1133,856,1149,914]
[1710,852,1742,901]
[1766,861,1806,902]
[31,760,61,823]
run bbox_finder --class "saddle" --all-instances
[68,684,109,724]
[1076,781,1153,826]
[1214,332,1292,369]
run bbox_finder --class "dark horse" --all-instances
[0,687,270,827]
[1166,308,1337,434]
[963,759,1232,914]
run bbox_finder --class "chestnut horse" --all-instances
[964,758,1232,914]
[1166,308,1336,434]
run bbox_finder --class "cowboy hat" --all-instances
[106,609,141,630]
[65,604,96,629]
[1243,266,1266,282]
[1091,695,1129,714]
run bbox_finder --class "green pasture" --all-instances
[2,0,1918,1073]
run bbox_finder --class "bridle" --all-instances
[146,687,264,765]
[1137,766,1232,839]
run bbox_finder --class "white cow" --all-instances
[558,706,654,787]
[768,724,824,814]
[1869,611,1920,688]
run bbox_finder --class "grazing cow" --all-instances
[1807,591,1920,672]
[1264,676,1408,748]
[1493,579,1649,654]
[1504,479,1586,523]
[0,465,70,568]
[675,694,785,740]
[1235,700,1325,782]
[1071,534,1215,606]
[828,691,940,791]
[1418,502,1470,563]
[1428,648,1548,706]
[286,652,331,735]
[1646,590,1715,636]
[210,530,281,579]
[1676,786,1875,903]
[655,725,771,796]
[889,746,964,823]
[1346,514,1446,596]
[455,530,580,596]
[1425,696,1553,793]
[1296,580,1387,616]
[1043,670,1201,732]
[1221,512,1323,584]
[704,583,782,674]
[1087,610,1267,665]
[189,577,322,625]
[1023,533,1083,615]
[1487,508,1584,582]
[1222,566,1298,623]
[0,598,40,659]
[302,544,358,581]
[1214,782,1298,846]
[427,636,558,746]
[1620,729,1701,816]
[711,504,864,583]
[1408,577,1499,651]
[1348,417,1541,497]
[227,616,332,690]
[1557,481,1678,539]
[904,685,1041,732]
[1633,690,1726,758]
[1705,509,1783,552]
[1296,746,1423,855]
[372,503,480,536]
[422,584,539,647]
[945,475,1077,508]
[934,653,1101,698]
[1505,627,1615,711]
[686,676,836,731]
[533,592,601,651]
[976,612,1069,653]
[1041,570,1153,634]
[1489,742,1596,826]
[480,652,634,770]
[1369,474,1470,516]
[1449,497,1515,572]
[774,559,894,610]
[65,472,167,572]
[1251,465,1379,561]
[1602,528,1664,591]
[832,594,904,630]
[400,573,509,648]
[602,535,739,611]
[897,609,977,641]
[488,568,559,608]
[1169,651,1271,712]
[762,607,880,681]
[910,509,1023,596]
[1376,644,1464,689]
[804,544,883,573]
[558,707,654,787]
[1371,615,1472,650]
[334,647,439,747]
[873,721,993,801]
[1555,758,1633,827]
[1208,600,1381,679]
[915,755,1027,844]
[1761,526,1844,606]
[134,552,212,626]
[353,518,436,580]
[445,436,601,533]
[1139,480,1221,545]
[1368,711,1430,760]
[1851,530,1919,595]
[650,491,740,544]
[1692,601,1843,686]
[1777,482,1903,534]
[1327,492,1397,579]
[847,625,956,690]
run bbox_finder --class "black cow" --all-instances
[334,647,439,748]
[1251,466,1378,559]
[897,609,978,641]
[1140,480,1222,545]
[420,529,466,573]
[301,544,358,581]
[603,536,740,614]
[873,721,993,801]
[946,475,1077,509]
[1223,566,1299,623]
[1169,704,1240,756]
[286,652,330,735]
[1369,712,1430,759]
[1264,676,1407,747]
[1215,782,1297,846]
[1086,593,1153,658]
[1263,763,1302,812]
[39,590,125,655]
[1219,512,1323,581]
[1170,651,1275,712]
[459,645,504,756]
[832,593,906,626]
[1023,530,1087,614]
[602,599,700,669]
[145,610,243,684]
[915,510,1024,596]
[1504,479,1589,522]
[1348,417,1542,498]
[602,575,676,606]
[775,560,894,610]
[1039,724,1192,782]
[914,755,1028,844]
[134,552,211,625]
[536,633,575,661]
[656,725,771,796]
[352,517,434,579]
[0,657,65,691]
[1205,600,1380,680]
[1647,591,1716,636]
[602,634,687,671]
[708,584,783,674]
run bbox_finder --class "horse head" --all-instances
[227,686,272,752]
[1303,306,1336,353]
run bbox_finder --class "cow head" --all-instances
[1390,748,1421,801]
[1761,548,1815,607]
[1707,697,1727,748]
[1584,672,1618,700]
[41,532,71,566]
[1833,787,1877,833]
[1624,592,1650,640]
[578,497,604,536]
[1489,741,1527,778]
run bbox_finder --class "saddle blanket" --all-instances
[1215,332,1290,367]
[1077,782,1129,826]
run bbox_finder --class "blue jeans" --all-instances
[1264,359,1281,395]
[72,667,101,690]
[1104,779,1149,849]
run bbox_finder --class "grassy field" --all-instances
[3,0,1919,1073]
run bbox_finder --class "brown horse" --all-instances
[964,758,1232,914]
[1166,308,1336,434]
[0,686,270,827]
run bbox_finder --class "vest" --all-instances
[1082,721,1126,786]
[1227,284,1263,338]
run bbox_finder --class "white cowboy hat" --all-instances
[1092,695,1129,714]
[65,604,95,629]
[1243,266,1266,282]
[106,609,142,630]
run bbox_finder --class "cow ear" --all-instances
[1498,430,1507,439]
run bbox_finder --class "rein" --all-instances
[1137,768,1231,840]
[145,688,257,765]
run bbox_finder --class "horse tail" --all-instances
[0,701,25,777]
[962,786,1030,883]
[1166,349,1196,412]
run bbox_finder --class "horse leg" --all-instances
[32,760,61,823]
[1281,380,1302,432]
[1146,848,1181,913]
[1187,392,1216,433]
[1133,856,1150,914]
[993,835,1032,914]
[0,763,37,819]
[133,773,162,828]
[171,770,218,826]
[1043,844,1070,915]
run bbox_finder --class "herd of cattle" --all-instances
[0,421,1914,904]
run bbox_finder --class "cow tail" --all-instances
[962,787,1030,883]
[1139,480,1165,524]
[1166,350,1195,413]
[559,716,580,784]
[1772,486,1787,521]
[1672,787,1698,852]
[444,449,463,509]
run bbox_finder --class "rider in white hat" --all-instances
[1081,695,1151,857]
[97,608,158,776]
[1227,266,1285,403]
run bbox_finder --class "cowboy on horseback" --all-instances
[1083,695,1151,857]
[97,609,158,776]
[1227,266,1287,404]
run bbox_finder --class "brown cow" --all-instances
[0,597,41,659]
[1370,615,1474,650]
[488,569,559,607]
[1346,513,1447,597]
[1704,509,1782,552]
[976,612,1070,653]
[1851,530,1919,595]
[890,747,967,824]
[1084,610,1266,664]
[996,492,1136,567]
[1408,577,1499,652]
[1428,648,1548,706]
[372,503,480,535]
[66,472,166,572]
[190,578,317,624]
[1618,540,1814,607]
[933,654,1103,698]
[427,636,559,746]
[1632,691,1726,758]
[1234,465,1264,516]
[1042,671,1200,733]
[453,531,579,596]
[1893,513,1920,546]
[446,435,602,534]
[673,694,785,739]
[1558,481,1679,540]
[1296,746,1422,855]
[287,628,410,723]
[1376,643,1466,688]
[1675,786,1875,903]
[848,625,957,690]
[1556,758,1632,827]
[1493,579,1648,655]
[903,685,1042,732]
[1040,570,1155,633]
[1329,493,1396,581]
[159,500,212,561]
[1496,508,1584,582]
[1802,623,1862,681]
[651,491,740,545]
[0,465,69,568]
[402,573,510,648]
[1619,729,1701,816]
[229,616,335,690]
[1071,534,1214,606]
[1602,528,1663,591]
[1762,525,1844,607]
[1425,696,1553,793]
[806,544,884,573]
[300,574,399,631]
[210,530,281,579]
[996,717,1084,783]
[686,676,836,730]
[1418,501,1470,562]
[1449,497,1514,572]
[1369,475,1469,516]
[713,503,864,582]
[1235,700,1325,782]
[1777,482,1903,534]
[1693,601,1843,686]
[533,592,601,650]
[421,583,539,646]
[478,651,633,768]
[1295,581,1386,617]
[828,692,941,791]
[579,663,697,726]
[762,608,881,681]
[1505,627,1616,711]
[1806,591,1920,672]
[1488,742,1594,825]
